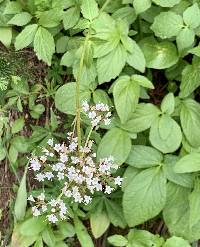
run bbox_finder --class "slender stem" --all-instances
[76,30,91,151]
[84,126,94,149]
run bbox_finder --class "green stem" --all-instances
[76,29,91,151]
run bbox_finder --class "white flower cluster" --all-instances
[28,193,67,223]
[28,133,122,223]
[82,101,111,127]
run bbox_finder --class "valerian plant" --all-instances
[0,0,200,246]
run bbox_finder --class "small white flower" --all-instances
[45,172,54,180]
[84,195,92,204]
[88,111,96,119]
[114,176,123,186]
[47,214,58,223]
[32,206,41,216]
[42,205,47,212]
[69,142,77,151]
[57,172,64,180]
[28,195,35,202]
[60,154,68,163]
[36,173,45,182]
[40,155,47,163]
[30,158,41,171]
[105,185,113,194]
[54,144,62,152]
[37,193,45,201]
[104,118,111,125]
[82,101,90,112]
[49,199,57,207]
[47,138,54,146]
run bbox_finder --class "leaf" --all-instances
[34,237,43,247]
[149,117,182,153]
[74,216,94,247]
[93,89,112,106]
[180,99,200,147]
[63,7,80,30]
[8,12,32,26]
[14,167,27,221]
[161,93,175,115]
[174,153,200,173]
[97,44,127,84]
[163,155,194,188]
[107,235,128,247]
[11,118,24,134]
[121,103,160,133]
[123,167,166,227]
[34,27,55,65]
[11,136,29,153]
[183,3,200,29]
[4,2,22,14]
[189,179,200,229]
[90,209,110,239]
[126,145,163,168]
[112,6,137,25]
[0,27,12,47]
[81,0,99,21]
[176,27,195,55]
[163,236,191,247]
[126,39,146,73]
[139,37,178,69]
[97,127,131,165]
[152,0,181,7]
[151,11,183,39]
[113,76,140,124]
[42,227,56,247]
[189,44,200,57]
[55,82,91,115]
[20,217,47,236]
[133,0,151,14]
[122,166,139,191]
[15,24,38,50]
[38,9,63,28]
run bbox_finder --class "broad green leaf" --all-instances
[38,9,63,28]
[176,27,195,55]
[123,167,166,227]
[113,76,140,124]
[126,145,163,168]
[189,179,200,229]
[57,222,75,239]
[107,235,128,247]
[34,27,55,65]
[105,199,127,228]
[56,36,69,53]
[93,89,112,106]
[74,216,94,247]
[122,166,139,191]
[42,227,56,247]
[151,11,183,39]
[152,0,181,7]
[14,167,27,221]
[4,2,22,14]
[158,114,172,140]
[81,0,99,21]
[133,0,151,14]
[55,82,91,115]
[161,93,175,115]
[11,118,24,134]
[127,228,164,246]
[174,153,200,173]
[180,99,200,147]
[97,127,131,165]
[121,103,160,133]
[97,44,127,84]
[34,237,43,247]
[183,3,200,29]
[11,136,29,153]
[8,12,32,26]
[0,27,12,47]
[180,59,200,98]
[163,182,200,241]
[0,147,6,161]
[163,155,194,188]
[20,217,47,236]
[163,236,191,247]
[150,117,182,153]
[112,6,137,25]
[90,210,110,238]
[15,24,38,50]
[63,7,80,30]
[132,75,154,89]
[139,37,178,69]
[126,39,146,73]
[190,44,200,56]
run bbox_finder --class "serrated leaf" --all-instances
[107,235,128,247]
[174,153,200,173]
[34,27,55,65]
[152,0,181,7]
[20,217,47,236]
[126,145,163,168]
[81,0,99,21]
[176,27,195,55]
[183,3,200,29]
[97,127,131,165]
[133,0,151,14]
[123,167,166,227]
[55,82,91,115]
[15,24,38,50]
[161,93,175,115]
[8,12,32,26]
[63,7,80,30]
[151,11,183,39]
[180,99,200,147]
[113,76,140,124]
[189,179,200,229]
[139,37,178,69]
[163,236,190,247]
[11,118,24,134]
